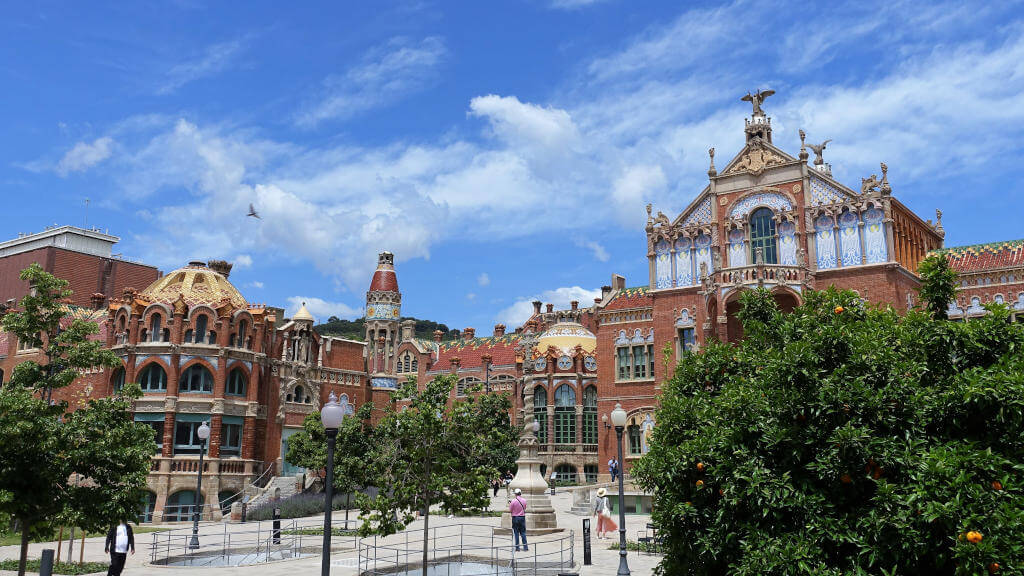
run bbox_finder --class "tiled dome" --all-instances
[140,261,247,309]
[536,321,597,354]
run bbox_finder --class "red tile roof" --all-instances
[603,286,651,310]
[369,270,399,292]
[433,334,524,370]
[939,239,1024,273]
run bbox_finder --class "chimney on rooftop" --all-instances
[90,292,106,310]
[493,324,506,337]
[532,301,542,315]
[601,285,612,301]
[401,319,416,341]
[207,260,233,278]
[570,300,578,311]
[464,327,475,340]
[433,329,444,343]
[612,274,626,291]
[546,303,554,313]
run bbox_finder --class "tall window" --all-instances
[628,424,642,455]
[616,347,630,380]
[632,344,648,379]
[134,413,164,452]
[138,492,157,523]
[533,387,548,444]
[138,364,167,391]
[111,367,126,392]
[173,419,210,455]
[150,314,162,342]
[678,327,696,355]
[165,491,197,522]
[582,385,598,445]
[194,315,208,344]
[226,368,247,396]
[749,207,778,264]
[554,384,576,445]
[221,418,243,456]
[179,365,213,393]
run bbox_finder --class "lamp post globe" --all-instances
[320,392,345,576]
[610,403,630,575]
[189,421,211,550]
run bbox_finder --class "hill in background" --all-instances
[314,316,459,342]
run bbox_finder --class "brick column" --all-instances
[208,414,222,458]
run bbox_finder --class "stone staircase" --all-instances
[247,475,302,507]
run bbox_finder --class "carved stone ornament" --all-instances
[726,143,784,176]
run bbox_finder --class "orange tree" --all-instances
[634,279,1024,575]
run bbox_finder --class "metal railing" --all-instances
[358,523,575,575]
[149,515,360,567]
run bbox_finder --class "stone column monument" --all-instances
[499,383,562,534]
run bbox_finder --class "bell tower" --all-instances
[365,252,401,390]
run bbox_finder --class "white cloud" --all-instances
[57,137,114,175]
[296,36,447,127]
[574,237,610,262]
[466,292,476,301]
[495,286,602,328]
[250,281,264,289]
[286,296,361,321]
[477,273,490,287]
[234,254,253,268]
[158,38,248,95]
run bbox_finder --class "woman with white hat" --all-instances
[593,487,618,539]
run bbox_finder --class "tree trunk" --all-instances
[18,524,29,576]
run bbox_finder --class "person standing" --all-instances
[504,470,514,498]
[104,520,134,576]
[608,458,618,483]
[509,488,529,552]
[593,488,618,540]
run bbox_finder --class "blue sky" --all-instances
[3,0,1023,330]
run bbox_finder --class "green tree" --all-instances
[633,287,1024,576]
[285,401,374,528]
[0,265,155,576]
[356,375,512,576]
[918,252,958,320]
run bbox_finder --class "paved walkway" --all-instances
[0,489,661,575]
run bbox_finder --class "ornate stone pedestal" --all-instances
[498,412,563,535]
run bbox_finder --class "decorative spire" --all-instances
[798,129,808,162]
[935,209,945,236]
[880,162,891,194]
[707,147,717,178]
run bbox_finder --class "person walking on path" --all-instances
[593,487,618,540]
[104,520,134,576]
[608,458,618,482]
[509,488,529,552]
[504,470,514,498]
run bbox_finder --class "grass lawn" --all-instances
[0,558,108,574]
[0,526,168,547]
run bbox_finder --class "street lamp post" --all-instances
[188,421,211,550]
[610,403,630,575]
[320,392,345,576]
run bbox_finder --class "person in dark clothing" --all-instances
[104,521,134,576]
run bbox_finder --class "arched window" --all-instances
[179,364,213,393]
[226,368,247,396]
[554,384,577,445]
[138,364,167,391]
[554,463,578,485]
[235,319,248,348]
[165,490,197,522]
[111,366,126,392]
[582,385,598,445]
[150,314,162,342]
[194,315,208,344]
[533,387,548,444]
[628,424,642,455]
[749,207,778,264]
[293,385,304,404]
[138,492,158,523]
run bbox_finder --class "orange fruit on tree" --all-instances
[696,462,705,472]
[992,480,1003,491]
[834,306,844,314]
[840,474,852,484]
[695,480,704,487]
[966,531,983,544]
[989,563,1000,573]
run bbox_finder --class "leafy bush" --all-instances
[634,286,1024,575]
[0,559,108,575]
[247,492,355,521]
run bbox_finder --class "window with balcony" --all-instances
[179,364,213,393]
[749,207,778,264]
[138,364,167,392]
[173,416,210,455]
[226,368,247,396]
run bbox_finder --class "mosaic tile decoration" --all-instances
[655,240,672,289]
[809,174,848,206]
[682,196,713,227]
[815,215,837,269]
[839,211,862,266]
[729,192,793,218]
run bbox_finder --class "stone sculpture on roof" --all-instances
[741,89,775,116]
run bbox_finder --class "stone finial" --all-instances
[433,329,443,343]
[646,203,653,225]
[935,209,945,236]
[707,147,717,178]
[880,162,891,194]
[493,324,506,337]
[798,129,809,162]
